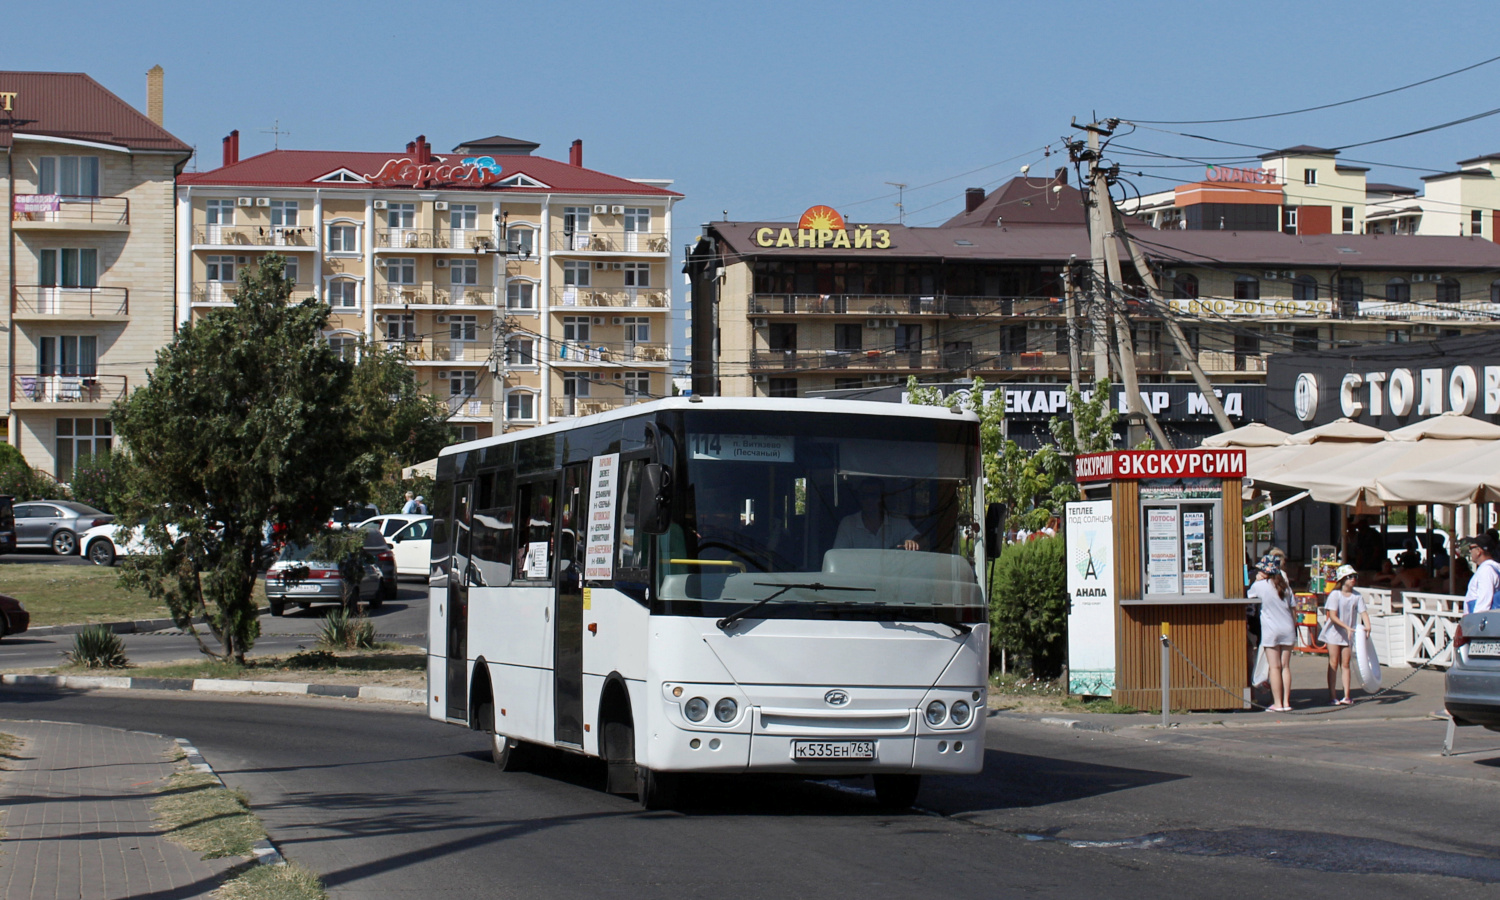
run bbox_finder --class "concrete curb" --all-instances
[27,607,271,637]
[172,736,286,868]
[1,673,424,705]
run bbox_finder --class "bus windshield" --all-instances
[653,410,983,624]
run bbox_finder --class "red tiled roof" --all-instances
[179,148,681,197]
[0,71,191,154]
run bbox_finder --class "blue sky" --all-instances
[10,0,1500,349]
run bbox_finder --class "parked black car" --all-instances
[0,593,30,640]
[0,495,14,554]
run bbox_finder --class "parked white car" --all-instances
[358,514,432,578]
[80,521,178,567]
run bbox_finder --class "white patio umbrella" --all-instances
[1247,418,1390,491]
[1374,437,1500,505]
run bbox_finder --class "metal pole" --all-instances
[1160,621,1171,728]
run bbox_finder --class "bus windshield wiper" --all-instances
[815,602,974,635]
[716,582,875,630]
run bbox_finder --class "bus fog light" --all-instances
[950,700,972,726]
[714,697,738,722]
[954,740,964,752]
[924,700,947,726]
[709,738,721,750]
[684,697,709,722]
[690,738,701,749]
[937,741,948,753]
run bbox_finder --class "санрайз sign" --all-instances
[753,205,892,250]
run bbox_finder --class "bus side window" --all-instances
[617,457,646,573]
[516,478,555,581]
[472,468,516,583]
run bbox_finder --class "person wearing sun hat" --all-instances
[1320,564,1371,705]
[1249,555,1297,711]
[1461,533,1500,614]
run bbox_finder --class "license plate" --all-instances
[288,584,324,594]
[793,740,875,760]
[1469,639,1500,657]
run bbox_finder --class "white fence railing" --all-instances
[1308,587,1462,669]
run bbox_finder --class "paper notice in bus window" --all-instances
[688,434,793,463]
[585,453,619,580]
[526,542,549,579]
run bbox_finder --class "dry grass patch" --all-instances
[0,732,23,769]
[153,767,265,859]
[92,649,426,687]
[214,861,326,900]
[3,565,168,626]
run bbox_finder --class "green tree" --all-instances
[990,535,1068,677]
[113,255,446,662]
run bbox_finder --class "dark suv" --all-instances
[0,496,14,555]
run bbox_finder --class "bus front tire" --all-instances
[872,774,921,810]
[480,702,526,772]
[636,766,679,811]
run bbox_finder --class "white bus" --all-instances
[426,396,989,808]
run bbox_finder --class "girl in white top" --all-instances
[1321,565,1372,706]
[1249,555,1297,711]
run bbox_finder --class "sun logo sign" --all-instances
[754,206,892,250]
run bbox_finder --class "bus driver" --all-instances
[834,478,920,551]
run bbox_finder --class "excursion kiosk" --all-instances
[1066,448,1249,710]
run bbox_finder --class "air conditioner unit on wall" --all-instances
[1029,321,1042,329]
[611,262,623,270]
[595,262,606,270]
[867,318,880,328]
[754,375,768,384]
[237,197,252,207]
[435,201,449,210]
[435,259,449,268]
[236,256,248,265]
[610,205,625,215]
[373,200,388,210]
[1263,270,1279,280]
[593,204,609,215]
[436,315,449,323]
[884,319,897,329]
[753,318,768,328]
[375,314,387,323]
[592,317,604,325]
[612,317,623,325]
[256,198,271,207]
[374,258,388,267]
[1162,269,1177,279]
[438,370,450,379]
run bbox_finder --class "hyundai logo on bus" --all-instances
[824,689,850,707]
[1292,365,1500,423]
[1074,449,1247,483]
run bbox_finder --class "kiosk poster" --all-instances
[1066,501,1115,696]
[584,453,620,580]
[1147,507,1180,594]
[1182,511,1210,593]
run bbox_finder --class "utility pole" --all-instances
[1075,119,1170,449]
[1110,205,1235,433]
[1079,127,1112,385]
[1062,258,1083,446]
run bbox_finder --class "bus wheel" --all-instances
[636,766,679,811]
[479,702,525,772]
[872,774,921,810]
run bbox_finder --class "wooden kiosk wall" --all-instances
[1112,477,1248,711]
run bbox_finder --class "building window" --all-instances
[768,323,797,351]
[1233,332,1260,370]
[1473,210,1485,237]
[449,204,478,230]
[564,371,591,398]
[456,425,479,442]
[1293,275,1319,301]
[834,324,862,351]
[448,370,477,397]
[623,371,650,402]
[1233,275,1259,300]
[328,335,359,361]
[506,281,535,310]
[1492,279,1500,304]
[1341,206,1354,234]
[623,262,650,287]
[1282,207,1297,234]
[270,200,299,227]
[328,280,358,308]
[1292,327,1319,352]
[280,256,299,284]
[768,377,798,398]
[834,377,863,390]
[509,225,534,257]
[450,258,478,286]
[563,261,591,287]
[506,338,535,366]
[386,202,415,229]
[562,206,591,233]
[1184,327,1200,355]
[1387,330,1410,343]
[39,156,100,197]
[327,224,358,253]
[621,316,650,343]
[563,315,591,342]
[40,335,97,376]
[385,257,416,285]
[384,313,416,341]
[1001,325,1027,355]
[506,391,535,421]
[1303,168,1317,185]
[1436,278,1461,303]
[39,248,99,287]
[55,418,111,482]
[449,314,478,342]
[205,199,235,225]
[1171,273,1199,299]
[1055,324,1069,354]
[205,254,235,283]
[1336,276,1363,311]
[623,208,651,233]
[1385,278,1410,303]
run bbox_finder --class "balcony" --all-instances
[12,373,127,408]
[379,339,490,363]
[375,228,495,252]
[552,396,646,418]
[748,294,1062,318]
[12,285,128,320]
[191,284,316,306]
[551,231,671,254]
[374,286,496,307]
[12,195,129,232]
[554,341,671,365]
[1198,351,1268,374]
[442,396,493,420]
[193,225,315,247]
[751,348,946,372]
[551,286,670,310]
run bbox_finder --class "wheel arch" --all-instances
[468,657,494,731]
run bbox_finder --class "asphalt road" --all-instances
[0,582,429,669]
[7,690,1497,899]
[0,550,89,566]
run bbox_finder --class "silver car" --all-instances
[264,539,384,617]
[1446,610,1500,731]
[12,500,114,555]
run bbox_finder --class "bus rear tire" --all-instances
[872,774,921,810]
[480,702,526,772]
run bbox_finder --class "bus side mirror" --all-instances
[985,502,1006,550]
[638,463,673,535]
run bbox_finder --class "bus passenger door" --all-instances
[553,464,588,747]
[446,480,473,721]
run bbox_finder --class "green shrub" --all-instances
[0,443,23,470]
[990,535,1068,679]
[66,624,129,668]
[0,460,67,502]
[369,475,434,516]
[317,608,376,651]
[69,452,131,513]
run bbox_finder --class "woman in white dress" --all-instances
[1249,555,1296,711]
[1321,565,1372,706]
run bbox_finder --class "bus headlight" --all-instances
[714,697,738,722]
[924,700,947,726]
[950,700,972,727]
[684,697,709,722]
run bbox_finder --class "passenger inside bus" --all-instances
[832,478,921,551]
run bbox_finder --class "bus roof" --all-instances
[439,395,978,458]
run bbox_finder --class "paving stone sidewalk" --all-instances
[0,719,234,900]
